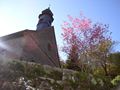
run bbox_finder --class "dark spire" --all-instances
[42,7,53,16]
[38,7,54,22]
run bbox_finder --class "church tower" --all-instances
[36,8,54,30]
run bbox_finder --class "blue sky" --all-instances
[0,0,120,60]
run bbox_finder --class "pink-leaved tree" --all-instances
[61,15,113,74]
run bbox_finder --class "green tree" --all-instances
[108,52,120,77]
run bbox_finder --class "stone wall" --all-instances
[0,60,83,90]
[0,60,116,90]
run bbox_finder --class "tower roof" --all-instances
[38,8,54,22]
[39,8,53,18]
[42,7,53,16]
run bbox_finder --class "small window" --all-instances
[48,43,52,51]
[31,59,35,62]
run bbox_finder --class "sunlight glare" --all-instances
[0,12,17,37]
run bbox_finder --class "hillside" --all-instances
[0,59,119,90]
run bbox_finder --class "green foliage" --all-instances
[49,80,64,90]
[8,60,25,74]
[46,69,62,80]
[24,63,46,79]
[108,64,120,77]
[64,59,81,71]
[93,74,113,89]
[111,75,120,86]
[108,52,120,76]
[4,60,25,81]
[74,72,88,82]
[108,52,120,65]
[71,72,88,89]
[93,67,105,76]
